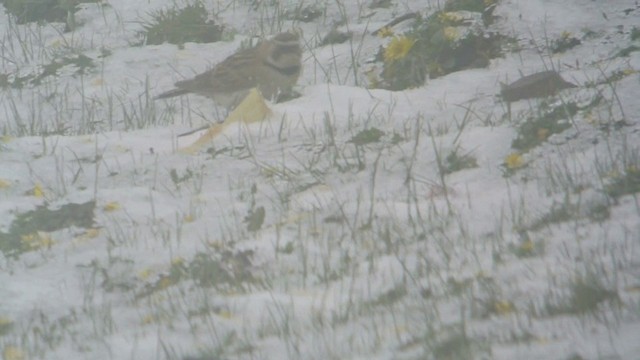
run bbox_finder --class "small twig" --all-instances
[177,124,210,137]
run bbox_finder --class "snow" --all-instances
[1,0,639,359]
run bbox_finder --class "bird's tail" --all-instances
[154,88,189,100]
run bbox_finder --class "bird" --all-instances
[500,70,577,102]
[155,31,302,109]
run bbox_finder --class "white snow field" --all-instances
[0,0,639,359]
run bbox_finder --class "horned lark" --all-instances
[500,70,576,102]
[155,32,302,108]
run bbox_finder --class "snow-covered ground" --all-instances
[1,0,639,359]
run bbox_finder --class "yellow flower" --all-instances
[377,26,394,38]
[384,36,416,63]
[505,153,524,169]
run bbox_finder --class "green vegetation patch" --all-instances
[142,2,224,46]
[2,0,99,27]
[377,4,511,90]
[511,101,578,151]
[0,200,95,258]
[442,148,478,174]
[135,249,256,299]
[546,273,620,316]
[1,54,95,89]
[605,166,640,198]
[348,127,385,145]
[550,31,582,53]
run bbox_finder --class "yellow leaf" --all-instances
[32,183,44,198]
[139,268,153,280]
[520,239,535,253]
[103,202,121,212]
[218,310,234,319]
[83,228,100,238]
[141,314,156,325]
[171,257,185,266]
[0,317,13,326]
[3,345,25,360]
[180,88,271,154]
[493,300,514,315]
[75,228,100,244]
[21,232,54,250]
[157,276,173,290]
[0,179,11,189]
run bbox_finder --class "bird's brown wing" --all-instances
[176,47,260,96]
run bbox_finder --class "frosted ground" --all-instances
[1,0,639,359]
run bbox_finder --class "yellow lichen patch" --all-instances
[183,213,195,223]
[384,36,416,63]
